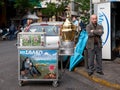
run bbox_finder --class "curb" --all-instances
[74,68,120,90]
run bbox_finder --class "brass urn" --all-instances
[61,14,76,41]
[59,12,77,55]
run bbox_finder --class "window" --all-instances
[29,25,59,36]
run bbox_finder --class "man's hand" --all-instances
[98,29,102,32]
[91,30,94,33]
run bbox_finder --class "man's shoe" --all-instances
[96,71,104,75]
[88,72,93,76]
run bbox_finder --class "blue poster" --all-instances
[19,49,58,79]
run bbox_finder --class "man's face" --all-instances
[91,15,97,24]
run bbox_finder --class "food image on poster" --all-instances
[31,35,41,46]
[19,49,58,79]
[19,33,45,46]
[21,35,31,46]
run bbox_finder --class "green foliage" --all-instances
[0,1,4,6]
[14,0,39,12]
[57,1,70,13]
[75,0,90,24]
[41,0,70,17]
[41,2,57,17]
[76,0,90,10]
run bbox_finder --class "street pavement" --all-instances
[75,58,120,90]
[0,39,116,90]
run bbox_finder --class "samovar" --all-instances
[59,11,77,55]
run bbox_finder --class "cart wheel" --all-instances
[19,80,24,86]
[52,81,58,87]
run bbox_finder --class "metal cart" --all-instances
[17,32,59,87]
[17,11,77,87]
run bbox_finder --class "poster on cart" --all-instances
[19,33,45,46]
[19,49,58,79]
[21,34,41,46]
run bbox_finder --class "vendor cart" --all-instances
[17,32,59,87]
[17,9,77,87]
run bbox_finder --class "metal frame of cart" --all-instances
[17,32,59,87]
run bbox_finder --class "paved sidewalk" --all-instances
[74,58,120,90]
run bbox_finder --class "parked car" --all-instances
[27,22,63,47]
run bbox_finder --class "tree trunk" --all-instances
[0,0,7,25]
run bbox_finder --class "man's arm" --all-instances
[93,25,104,36]
[86,25,95,37]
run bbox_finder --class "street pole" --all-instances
[90,0,92,16]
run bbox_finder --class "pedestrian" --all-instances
[72,15,83,44]
[86,14,104,76]
[79,20,85,30]
[9,21,16,40]
[72,15,79,27]
[24,19,33,32]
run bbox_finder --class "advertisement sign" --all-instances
[97,2,111,59]
[107,0,119,1]
[19,49,58,79]
[92,0,119,4]
[19,33,45,46]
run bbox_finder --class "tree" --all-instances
[75,0,90,24]
[14,0,40,16]
[0,1,4,6]
[41,2,57,17]
[41,0,70,18]
[14,0,40,10]
[0,0,6,25]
